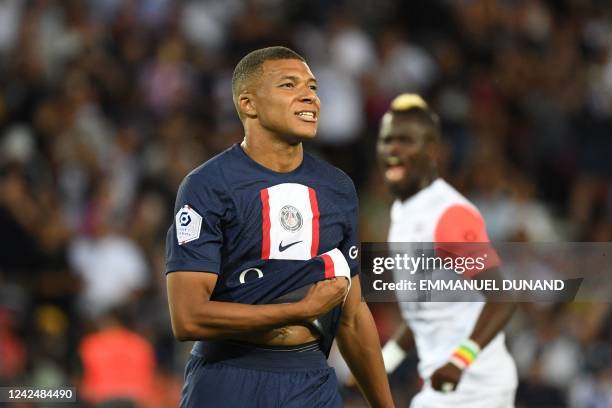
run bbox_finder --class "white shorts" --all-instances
[411,336,517,408]
[410,384,515,408]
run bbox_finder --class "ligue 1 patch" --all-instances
[175,205,202,245]
[279,205,303,232]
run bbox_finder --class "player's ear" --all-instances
[239,93,257,119]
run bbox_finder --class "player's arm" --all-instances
[167,271,348,341]
[430,267,516,392]
[336,275,394,408]
[469,267,517,347]
[430,204,516,392]
[380,317,415,374]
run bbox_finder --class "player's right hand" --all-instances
[431,362,462,392]
[299,278,349,321]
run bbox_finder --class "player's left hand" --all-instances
[430,362,462,393]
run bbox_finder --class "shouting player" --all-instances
[165,47,393,407]
[378,94,517,407]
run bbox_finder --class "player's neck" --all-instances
[397,174,438,202]
[241,134,303,173]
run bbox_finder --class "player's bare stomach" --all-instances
[232,324,320,346]
[230,284,321,346]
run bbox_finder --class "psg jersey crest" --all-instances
[280,205,303,232]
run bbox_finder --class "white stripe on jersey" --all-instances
[264,183,316,260]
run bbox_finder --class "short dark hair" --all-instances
[231,46,305,119]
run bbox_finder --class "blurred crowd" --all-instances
[0,0,610,407]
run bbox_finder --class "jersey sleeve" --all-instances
[338,178,360,277]
[433,204,500,278]
[165,175,227,274]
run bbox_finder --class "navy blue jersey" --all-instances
[165,143,359,306]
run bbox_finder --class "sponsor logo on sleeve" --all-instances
[175,205,203,245]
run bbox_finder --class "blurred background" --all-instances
[0,0,610,407]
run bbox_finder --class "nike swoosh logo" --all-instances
[278,240,303,252]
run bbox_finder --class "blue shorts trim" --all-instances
[191,340,329,371]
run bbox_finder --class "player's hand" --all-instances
[299,278,349,320]
[430,362,462,393]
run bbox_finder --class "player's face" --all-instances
[377,113,435,199]
[252,59,320,142]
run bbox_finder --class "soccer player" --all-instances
[377,94,517,407]
[165,46,393,407]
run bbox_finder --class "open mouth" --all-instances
[295,110,317,122]
[384,157,405,182]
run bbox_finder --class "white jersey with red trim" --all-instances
[389,179,517,400]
